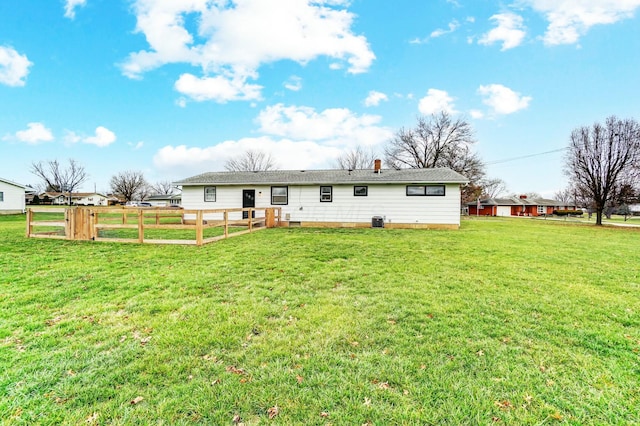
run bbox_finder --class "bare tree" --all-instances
[384,112,485,203]
[564,116,640,225]
[554,187,574,205]
[334,146,378,170]
[110,171,149,202]
[480,178,507,198]
[152,180,175,195]
[225,150,277,172]
[30,159,88,204]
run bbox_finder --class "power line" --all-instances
[484,147,568,166]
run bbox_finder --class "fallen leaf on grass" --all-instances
[494,400,513,410]
[550,412,563,421]
[267,405,279,419]
[45,316,63,326]
[476,350,485,356]
[232,414,242,423]
[377,382,391,390]
[130,396,144,405]
[320,412,329,418]
[67,369,76,376]
[363,397,371,407]
[296,375,304,384]
[140,336,152,345]
[119,335,127,343]
[226,366,245,375]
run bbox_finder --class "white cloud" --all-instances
[154,137,343,177]
[478,84,532,115]
[155,102,392,176]
[256,103,392,147]
[479,13,526,50]
[121,0,375,102]
[284,75,303,91]
[0,46,33,87]
[66,126,116,147]
[470,110,485,119]
[418,89,457,115]
[174,73,262,102]
[430,20,460,38]
[364,91,388,107]
[64,0,87,19]
[84,126,116,147]
[524,0,640,45]
[129,141,145,150]
[13,122,54,144]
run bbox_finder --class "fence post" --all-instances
[224,210,229,239]
[67,208,74,239]
[196,210,204,246]
[25,208,32,237]
[138,209,144,243]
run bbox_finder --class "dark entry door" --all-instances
[242,190,255,219]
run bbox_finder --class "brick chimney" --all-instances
[519,195,527,199]
[374,159,381,173]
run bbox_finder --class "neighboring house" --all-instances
[39,192,67,205]
[174,166,469,229]
[147,193,182,206]
[0,177,26,214]
[37,192,109,206]
[72,193,109,206]
[467,195,574,217]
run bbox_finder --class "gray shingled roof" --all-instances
[175,168,469,186]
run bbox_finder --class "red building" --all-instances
[467,195,575,217]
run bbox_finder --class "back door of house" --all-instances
[242,189,255,219]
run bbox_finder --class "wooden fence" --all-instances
[26,207,281,246]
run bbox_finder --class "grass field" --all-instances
[1,214,639,424]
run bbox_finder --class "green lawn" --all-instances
[1,214,639,425]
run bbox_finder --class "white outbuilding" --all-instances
[0,177,26,214]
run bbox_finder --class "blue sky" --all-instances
[2,0,639,197]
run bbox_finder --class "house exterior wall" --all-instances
[74,194,108,206]
[0,180,26,214]
[182,183,462,226]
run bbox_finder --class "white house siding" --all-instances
[74,194,108,206]
[182,183,462,226]
[0,179,26,214]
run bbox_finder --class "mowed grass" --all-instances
[1,215,639,425]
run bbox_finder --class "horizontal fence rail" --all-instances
[26,207,281,246]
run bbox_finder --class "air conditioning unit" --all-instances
[372,216,384,228]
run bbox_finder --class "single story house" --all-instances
[35,192,109,206]
[174,166,468,229]
[467,196,575,217]
[0,177,26,214]
[72,193,109,206]
[147,193,182,206]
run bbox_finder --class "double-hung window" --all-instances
[271,186,288,205]
[204,186,216,202]
[320,186,332,202]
